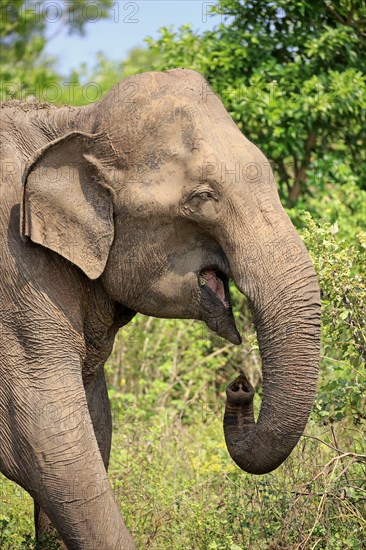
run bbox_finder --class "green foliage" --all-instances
[287,157,366,243]
[302,214,366,427]
[147,0,366,204]
[0,0,114,101]
[0,477,34,548]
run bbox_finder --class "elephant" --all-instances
[0,69,320,549]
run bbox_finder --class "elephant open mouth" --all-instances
[198,268,241,345]
[199,269,230,308]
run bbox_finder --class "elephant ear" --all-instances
[21,131,116,280]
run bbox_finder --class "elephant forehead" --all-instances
[116,157,186,210]
[137,97,204,150]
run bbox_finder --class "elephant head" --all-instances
[21,69,320,474]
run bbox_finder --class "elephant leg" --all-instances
[84,367,113,470]
[5,348,135,549]
[33,367,113,549]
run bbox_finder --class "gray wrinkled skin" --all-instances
[0,69,320,549]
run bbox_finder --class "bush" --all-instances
[301,214,366,428]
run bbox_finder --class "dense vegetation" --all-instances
[1,1,365,548]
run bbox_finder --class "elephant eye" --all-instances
[190,189,219,202]
[198,191,214,200]
[181,188,220,218]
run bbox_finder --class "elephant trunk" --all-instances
[224,228,321,474]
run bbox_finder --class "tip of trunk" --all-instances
[223,368,317,475]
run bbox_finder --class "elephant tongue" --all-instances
[202,270,228,307]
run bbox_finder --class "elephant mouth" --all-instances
[198,268,241,345]
[199,269,230,308]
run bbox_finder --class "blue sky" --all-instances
[45,1,222,73]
